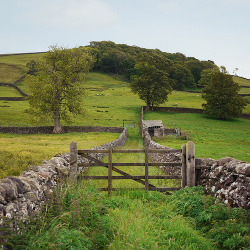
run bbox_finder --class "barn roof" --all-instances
[142,120,163,129]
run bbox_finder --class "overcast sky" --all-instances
[1,0,249,78]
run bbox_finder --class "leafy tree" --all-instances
[27,46,94,133]
[198,68,220,88]
[26,60,38,75]
[185,60,205,84]
[220,65,228,74]
[186,59,218,84]
[130,53,173,110]
[169,64,195,90]
[202,72,247,119]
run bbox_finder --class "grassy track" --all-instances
[145,112,250,162]
[83,128,177,190]
[79,129,215,249]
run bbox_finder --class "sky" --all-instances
[1,0,250,78]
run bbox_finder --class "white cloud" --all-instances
[20,0,119,30]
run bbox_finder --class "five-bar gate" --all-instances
[69,141,196,195]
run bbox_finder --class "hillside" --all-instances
[0,52,250,249]
[0,52,250,163]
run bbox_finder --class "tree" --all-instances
[220,65,228,74]
[130,53,173,110]
[185,59,218,84]
[27,46,94,133]
[202,72,247,119]
[169,64,195,90]
[26,60,38,75]
[198,68,220,88]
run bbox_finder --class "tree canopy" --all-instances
[130,53,173,110]
[27,46,94,133]
[202,72,246,119]
[88,41,219,89]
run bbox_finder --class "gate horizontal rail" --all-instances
[70,141,196,195]
[79,175,182,180]
[78,162,181,167]
[78,149,182,154]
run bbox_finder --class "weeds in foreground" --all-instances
[7,185,250,249]
[168,186,250,249]
[9,183,114,249]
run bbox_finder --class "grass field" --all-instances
[233,76,250,87]
[1,53,250,249]
[0,132,120,179]
[145,111,250,162]
[9,128,249,249]
[0,63,27,83]
[239,87,250,94]
[0,86,22,97]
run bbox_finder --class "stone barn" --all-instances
[142,120,164,137]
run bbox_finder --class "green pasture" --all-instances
[239,87,250,94]
[233,76,250,87]
[1,72,249,128]
[0,132,120,179]
[0,86,22,97]
[145,111,250,162]
[0,63,27,83]
[0,53,42,84]
[0,53,42,67]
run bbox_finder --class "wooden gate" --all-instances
[69,142,196,195]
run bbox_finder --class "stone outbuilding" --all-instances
[142,120,164,137]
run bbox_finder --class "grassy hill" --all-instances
[0,53,249,250]
[0,52,249,165]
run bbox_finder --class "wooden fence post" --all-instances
[181,144,187,188]
[70,141,78,184]
[186,141,195,187]
[108,147,113,196]
[145,147,149,190]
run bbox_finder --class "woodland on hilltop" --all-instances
[87,40,218,90]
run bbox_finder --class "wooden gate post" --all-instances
[181,144,187,188]
[186,141,195,187]
[70,141,78,184]
[108,147,113,196]
[145,147,149,190]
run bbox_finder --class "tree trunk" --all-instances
[53,108,63,133]
[146,103,150,110]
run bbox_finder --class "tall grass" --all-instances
[0,132,120,179]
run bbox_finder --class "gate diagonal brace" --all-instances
[80,153,171,194]
[81,153,106,165]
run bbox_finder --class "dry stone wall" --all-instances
[143,129,250,209]
[0,126,124,134]
[143,130,182,176]
[0,128,127,221]
[198,157,250,209]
